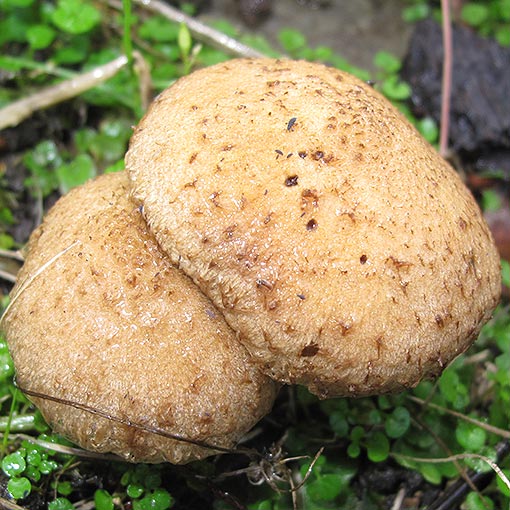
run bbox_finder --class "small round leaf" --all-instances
[385,406,411,438]
[2,452,26,477]
[48,497,75,510]
[26,24,56,49]
[51,0,100,34]
[95,489,114,510]
[7,477,31,499]
[366,431,390,462]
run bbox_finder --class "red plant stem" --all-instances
[440,0,453,158]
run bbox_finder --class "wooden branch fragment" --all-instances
[0,269,17,284]
[0,249,24,262]
[0,55,128,131]
[130,0,267,58]
[0,497,28,510]
[409,395,510,439]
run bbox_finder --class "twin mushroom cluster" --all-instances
[2,59,501,464]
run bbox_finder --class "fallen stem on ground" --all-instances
[409,395,510,439]
[391,452,510,494]
[0,57,128,130]
[107,0,267,59]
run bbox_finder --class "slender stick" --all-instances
[129,0,266,58]
[0,241,81,327]
[392,452,510,494]
[0,56,128,130]
[409,395,510,439]
[0,497,28,510]
[0,269,16,284]
[0,249,24,262]
[439,0,453,157]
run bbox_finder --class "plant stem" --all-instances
[107,0,267,58]
[122,0,134,66]
[0,56,128,130]
[0,414,36,432]
[0,389,18,458]
[440,0,453,158]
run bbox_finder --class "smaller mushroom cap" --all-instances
[126,58,501,398]
[2,171,278,464]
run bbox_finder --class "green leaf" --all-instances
[329,410,349,437]
[104,160,125,174]
[365,431,389,462]
[278,28,307,54]
[456,420,487,451]
[380,76,411,101]
[178,23,192,59]
[420,463,442,485]
[7,477,31,499]
[0,339,14,380]
[0,14,30,46]
[501,260,510,289]
[26,448,42,467]
[461,3,490,27]
[56,481,73,496]
[350,425,364,442]
[95,489,114,510]
[313,46,333,61]
[138,16,179,42]
[385,407,411,438]
[25,465,41,482]
[127,483,144,498]
[2,452,26,477]
[307,473,343,501]
[439,369,469,409]
[373,51,401,73]
[51,0,100,34]
[417,117,439,143]
[56,154,96,194]
[347,442,360,458]
[496,468,510,497]
[26,24,56,50]
[464,492,494,510]
[481,189,502,212]
[143,471,162,490]
[4,0,34,6]
[48,497,75,510]
[53,35,90,64]
[248,501,272,510]
[402,4,430,22]
[133,489,173,510]
[499,0,510,21]
[496,26,510,46]
[39,459,59,475]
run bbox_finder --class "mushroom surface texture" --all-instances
[126,58,501,398]
[2,171,278,463]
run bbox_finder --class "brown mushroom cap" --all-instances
[2,171,278,463]
[126,58,501,398]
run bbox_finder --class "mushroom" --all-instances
[1,171,278,463]
[126,58,501,398]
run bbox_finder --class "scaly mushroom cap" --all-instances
[126,58,501,398]
[2,171,278,463]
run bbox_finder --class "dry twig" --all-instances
[129,0,266,59]
[409,395,510,439]
[0,56,128,131]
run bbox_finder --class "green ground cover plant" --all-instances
[403,0,510,45]
[0,1,509,509]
